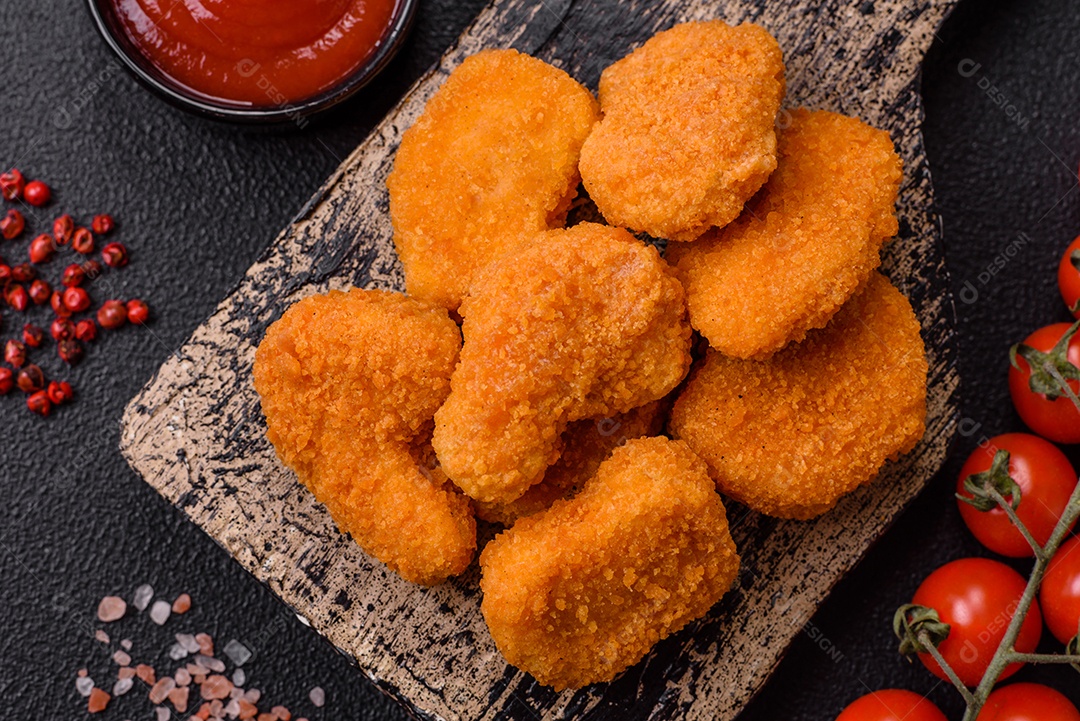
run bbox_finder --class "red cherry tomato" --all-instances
[977,682,1080,721]
[1041,535,1080,644]
[1059,236,1080,319]
[911,558,1042,687]
[1009,323,1080,444]
[956,433,1077,556]
[835,689,947,721]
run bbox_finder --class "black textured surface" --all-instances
[0,2,1077,721]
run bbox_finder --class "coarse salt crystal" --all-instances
[135,664,156,685]
[169,685,190,713]
[232,669,245,687]
[149,677,175,704]
[120,638,132,650]
[132,583,154,611]
[271,705,291,720]
[244,688,261,704]
[113,677,133,697]
[195,632,214,656]
[76,676,95,697]
[308,687,324,708]
[201,674,233,700]
[197,654,226,673]
[87,687,110,713]
[97,596,127,622]
[149,600,171,625]
[94,629,110,644]
[112,650,131,666]
[172,593,192,614]
[210,699,225,716]
[78,668,88,677]
[170,643,190,660]
[175,668,192,686]
[177,633,200,653]
[155,707,170,721]
[223,639,252,667]
[236,698,258,719]
[118,667,136,680]
[224,698,241,717]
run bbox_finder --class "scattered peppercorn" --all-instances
[5,339,26,367]
[97,300,127,329]
[101,242,128,268]
[51,318,75,341]
[61,263,85,287]
[58,338,84,365]
[11,263,35,283]
[27,390,51,416]
[72,227,94,255]
[29,234,56,264]
[47,380,73,405]
[21,324,43,348]
[5,284,28,312]
[50,290,71,317]
[91,214,115,235]
[62,286,90,313]
[22,180,51,207]
[0,169,24,201]
[126,299,150,325]
[0,368,12,394]
[75,318,97,342]
[81,259,103,279]
[28,279,51,305]
[16,364,44,394]
[1,209,24,240]
[52,214,74,246]
[0,264,10,283]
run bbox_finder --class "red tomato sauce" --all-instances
[112,0,398,106]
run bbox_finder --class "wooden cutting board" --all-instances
[120,0,960,718]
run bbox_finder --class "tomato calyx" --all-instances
[1071,248,1080,273]
[1010,319,1080,401]
[893,603,950,657]
[957,449,1022,512]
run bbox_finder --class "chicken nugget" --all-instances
[474,400,667,525]
[387,49,600,310]
[670,272,928,519]
[578,21,785,242]
[667,108,903,359]
[253,289,475,585]
[432,222,692,505]
[480,436,740,690]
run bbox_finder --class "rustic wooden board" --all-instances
[119,0,961,718]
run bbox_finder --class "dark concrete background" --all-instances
[0,0,1077,719]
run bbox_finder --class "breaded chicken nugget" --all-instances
[432,223,692,505]
[667,108,903,359]
[253,289,475,585]
[387,49,600,310]
[480,437,740,690]
[579,21,785,242]
[670,273,928,519]
[474,400,667,525]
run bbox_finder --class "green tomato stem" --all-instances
[1005,651,1080,664]
[918,629,977,706]
[959,479,1080,721]
[987,486,1047,562]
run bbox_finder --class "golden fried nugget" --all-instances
[578,21,785,242]
[387,49,600,310]
[670,273,928,519]
[432,222,692,505]
[253,289,475,585]
[667,108,903,359]
[474,400,667,525]
[480,437,740,690]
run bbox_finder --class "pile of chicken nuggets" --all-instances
[253,19,928,691]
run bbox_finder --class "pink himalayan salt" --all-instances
[97,596,127,622]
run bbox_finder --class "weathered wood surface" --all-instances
[120,0,961,719]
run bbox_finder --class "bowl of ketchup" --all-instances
[86,0,417,123]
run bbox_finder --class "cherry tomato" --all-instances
[977,682,1080,721]
[911,558,1042,686]
[1060,236,1080,318]
[1008,323,1080,444]
[1041,535,1080,643]
[956,433,1077,556]
[835,689,947,721]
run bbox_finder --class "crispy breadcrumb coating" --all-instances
[432,223,692,506]
[474,400,667,525]
[667,108,903,359]
[253,289,476,585]
[670,273,928,519]
[387,49,600,310]
[578,21,785,242]
[480,437,740,690]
